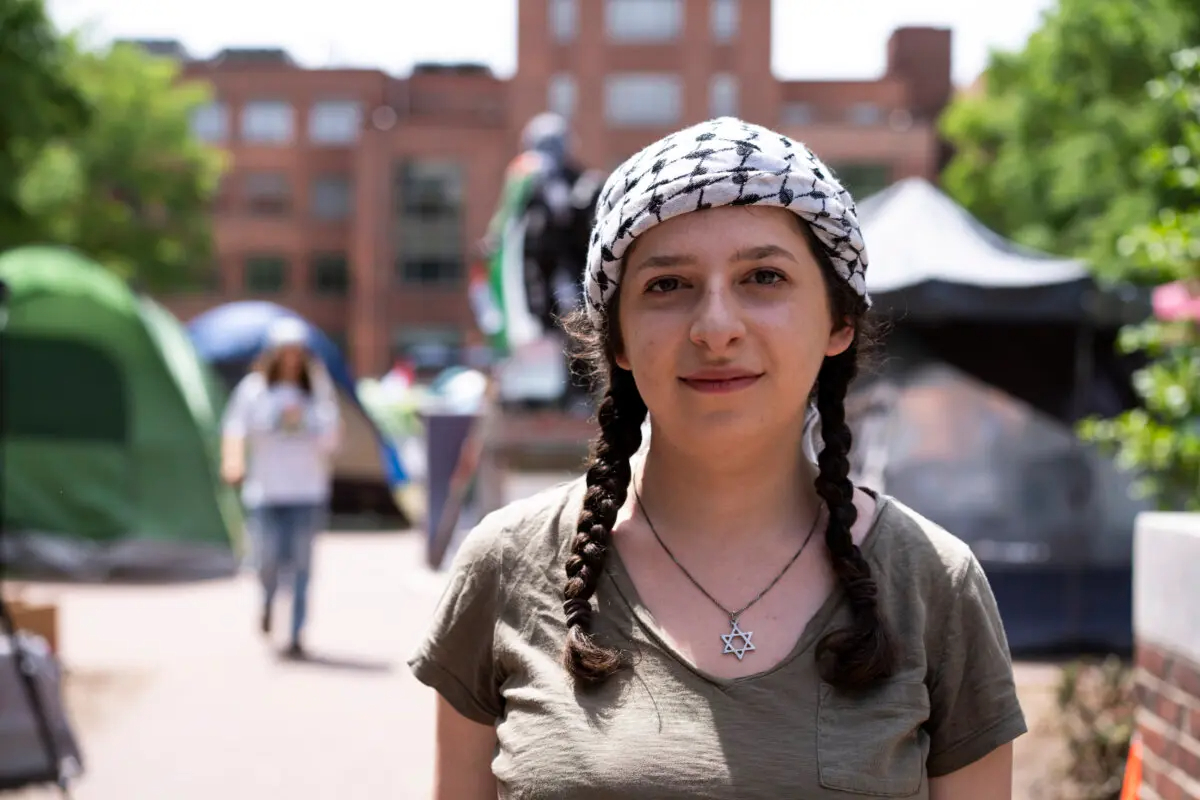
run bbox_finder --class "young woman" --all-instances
[221,317,341,658]
[409,117,1026,798]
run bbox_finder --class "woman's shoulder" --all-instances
[868,496,1028,775]
[223,372,267,415]
[233,371,268,394]
[868,494,981,595]
[447,475,585,579]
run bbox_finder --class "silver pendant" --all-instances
[721,618,756,660]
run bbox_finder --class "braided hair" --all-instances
[810,340,898,690]
[557,293,644,682]
[562,365,646,681]
[560,222,896,691]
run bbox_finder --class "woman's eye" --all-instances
[750,269,785,286]
[646,276,682,293]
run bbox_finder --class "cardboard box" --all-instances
[5,598,59,653]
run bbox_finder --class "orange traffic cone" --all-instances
[1120,732,1143,800]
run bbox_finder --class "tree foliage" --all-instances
[15,42,226,289]
[0,0,89,245]
[1078,49,1200,510]
[940,0,1200,281]
[1,1,225,289]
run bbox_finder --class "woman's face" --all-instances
[615,205,853,449]
[277,345,307,378]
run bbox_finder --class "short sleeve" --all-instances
[406,517,507,725]
[925,554,1028,777]
[221,374,262,438]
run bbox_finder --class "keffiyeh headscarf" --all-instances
[583,116,870,325]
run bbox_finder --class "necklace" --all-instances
[633,483,823,661]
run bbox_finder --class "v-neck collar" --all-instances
[603,494,892,690]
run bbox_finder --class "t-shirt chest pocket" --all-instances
[816,680,930,797]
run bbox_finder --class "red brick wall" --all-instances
[1135,643,1200,799]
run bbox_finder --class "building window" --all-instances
[606,0,682,43]
[308,100,362,145]
[244,255,288,293]
[394,160,465,287]
[829,163,891,199]
[847,103,884,126]
[241,100,294,144]
[711,0,738,42]
[190,101,229,143]
[888,109,914,132]
[709,73,738,118]
[311,252,350,295]
[549,0,578,42]
[605,73,682,128]
[243,172,291,215]
[310,175,353,220]
[548,73,577,120]
[391,326,463,371]
[781,102,816,126]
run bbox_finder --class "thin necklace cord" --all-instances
[632,481,824,622]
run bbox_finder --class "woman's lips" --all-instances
[678,374,763,393]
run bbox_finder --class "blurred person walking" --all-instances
[220,317,341,658]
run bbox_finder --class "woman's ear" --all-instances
[825,320,855,358]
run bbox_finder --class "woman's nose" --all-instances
[689,286,746,353]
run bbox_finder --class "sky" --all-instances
[46,0,1057,87]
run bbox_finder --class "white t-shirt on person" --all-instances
[222,367,341,507]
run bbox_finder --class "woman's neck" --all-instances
[634,426,822,546]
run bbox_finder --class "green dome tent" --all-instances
[0,247,244,580]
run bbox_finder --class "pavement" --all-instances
[13,529,448,799]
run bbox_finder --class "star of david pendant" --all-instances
[721,618,756,661]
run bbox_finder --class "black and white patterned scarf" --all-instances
[583,116,870,324]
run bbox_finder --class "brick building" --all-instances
[156,0,953,378]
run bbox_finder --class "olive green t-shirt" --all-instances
[408,478,1027,799]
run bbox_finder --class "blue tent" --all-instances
[187,301,408,519]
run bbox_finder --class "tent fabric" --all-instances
[185,301,408,491]
[856,177,1091,292]
[186,301,358,396]
[848,356,1145,564]
[0,246,243,581]
[845,358,1144,651]
[855,178,1108,322]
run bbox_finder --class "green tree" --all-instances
[16,41,226,290]
[0,0,89,245]
[1078,48,1200,510]
[940,0,1200,281]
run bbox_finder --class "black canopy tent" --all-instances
[845,178,1150,653]
[855,177,1147,425]
[855,177,1148,327]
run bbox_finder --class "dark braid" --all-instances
[813,339,898,691]
[562,365,647,684]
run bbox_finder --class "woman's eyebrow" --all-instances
[630,253,698,272]
[732,244,798,264]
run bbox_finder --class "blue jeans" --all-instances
[249,503,325,643]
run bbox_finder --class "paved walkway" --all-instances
[15,531,448,799]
